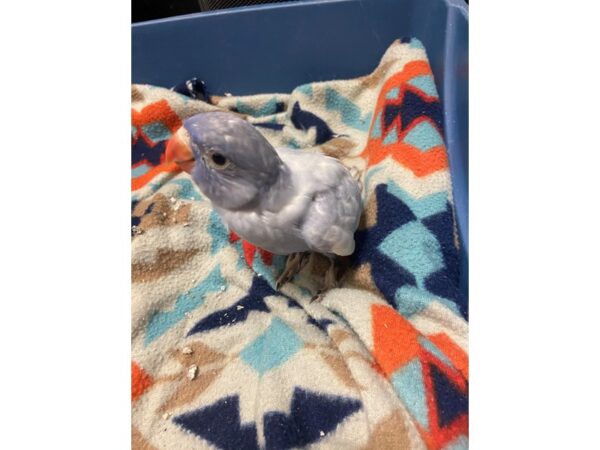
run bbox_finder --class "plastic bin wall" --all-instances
[132,0,469,306]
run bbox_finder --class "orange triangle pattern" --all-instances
[132,361,154,402]
[428,333,469,379]
[229,231,274,267]
[360,60,449,177]
[132,100,183,191]
[372,304,420,376]
[132,99,182,143]
[372,304,468,448]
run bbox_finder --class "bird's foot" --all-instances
[310,254,349,302]
[276,252,309,290]
[311,290,325,303]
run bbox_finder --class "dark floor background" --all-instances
[133,0,467,23]
[132,0,297,22]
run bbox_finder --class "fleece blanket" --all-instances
[131,39,468,450]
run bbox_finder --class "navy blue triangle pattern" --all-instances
[187,276,273,335]
[131,199,141,231]
[354,184,420,306]
[131,199,157,235]
[290,102,335,144]
[429,364,468,428]
[132,133,166,167]
[307,316,334,332]
[383,89,443,133]
[422,205,465,316]
[263,388,361,450]
[354,183,465,318]
[174,395,259,450]
[254,122,285,131]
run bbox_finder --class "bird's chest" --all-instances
[216,208,308,255]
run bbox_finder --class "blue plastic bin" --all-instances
[132,0,469,307]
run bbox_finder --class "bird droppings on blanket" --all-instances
[187,365,198,380]
[220,285,226,292]
[182,346,193,355]
[131,225,144,236]
[236,305,244,311]
[183,222,190,227]
[169,197,182,212]
[162,413,171,420]
[320,431,325,437]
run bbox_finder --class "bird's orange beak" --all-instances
[165,127,195,174]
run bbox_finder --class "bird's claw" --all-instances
[275,271,293,291]
[276,252,308,292]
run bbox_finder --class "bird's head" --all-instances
[166,112,283,210]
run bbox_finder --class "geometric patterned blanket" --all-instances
[132,39,468,450]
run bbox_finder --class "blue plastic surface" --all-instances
[132,0,469,308]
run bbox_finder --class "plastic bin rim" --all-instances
[132,0,468,28]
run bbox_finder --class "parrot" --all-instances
[165,111,362,299]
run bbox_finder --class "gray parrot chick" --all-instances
[165,111,362,295]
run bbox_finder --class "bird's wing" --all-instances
[300,169,362,256]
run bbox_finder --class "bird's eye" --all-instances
[210,153,228,167]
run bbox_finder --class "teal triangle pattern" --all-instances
[363,166,384,191]
[169,178,203,201]
[387,181,448,220]
[252,252,286,289]
[418,336,454,369]
[141,122,172,143]
[287,137,301,149]
[241,317,303,375]
[394,285,434,316]
[385,87,400,100]
[395,284,460,317]
[390,359,429,430]
[236,97,280,117]
[371,112,383,139]
[209,210,229,255]
[403,121,444,152]
[409,38,425,50]
[295,83,313,97]
[379,220,444,287]
[324,87,372,132]
[132,163,151,178]
[382,127,398,145]
[144,266,226,345]
[443,435,469,450]
[407,75,438,98]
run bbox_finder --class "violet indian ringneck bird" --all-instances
[165,111,362,300]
